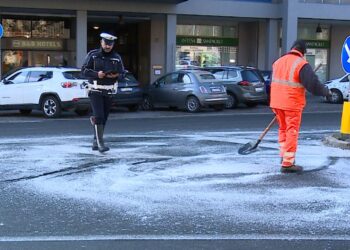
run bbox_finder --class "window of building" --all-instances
[2,17,71,39]
[2,19,31,38]
[298,23,330,82]
[176,24,238,68]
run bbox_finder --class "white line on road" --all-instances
[1,234,350,242]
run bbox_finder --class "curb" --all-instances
[323,133,350,150]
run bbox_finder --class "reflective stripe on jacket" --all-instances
[269,49,308,111]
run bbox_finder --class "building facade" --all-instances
[1,0,350,84]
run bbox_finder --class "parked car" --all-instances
[112,72,143,111]
[141,70,228,112]
[324,74,350,103]
[259,70,272,96]
[175,60,200,70]
[0,67,90,118]
[202,66,267,108]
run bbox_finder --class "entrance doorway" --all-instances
[87,15,150,85]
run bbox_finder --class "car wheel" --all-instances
[127,104,139,112]
[185,96,201,112]
[19,109,32,115]
[226,93,238,109]
[141,96,153,111]
[75,109,90,116]
[327,89,343,104]
[41,95,61,118]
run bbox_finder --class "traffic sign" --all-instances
[0,24,3,38]
[341,36,350,73]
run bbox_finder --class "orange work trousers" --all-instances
[272,108,303,167]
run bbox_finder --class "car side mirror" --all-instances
[154,82,160,87]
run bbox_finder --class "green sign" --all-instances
[177,36,238,47]
[305,40,330,49]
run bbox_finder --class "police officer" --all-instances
[81,32,125,152]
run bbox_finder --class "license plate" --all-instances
[210,87,221,92]
[120,87,133,92]
[255,87,264,92]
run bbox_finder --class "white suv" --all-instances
[325,74,350,103]
[0,67,90,118]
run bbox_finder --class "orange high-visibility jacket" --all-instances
[270,49,308,111]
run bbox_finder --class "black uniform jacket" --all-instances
[81,48,124,86]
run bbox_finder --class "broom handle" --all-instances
[258,116,277,141]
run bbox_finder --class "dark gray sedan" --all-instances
[203,66,267,108]
[142,70,228,112]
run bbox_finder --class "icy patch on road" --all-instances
[0,131,349,235]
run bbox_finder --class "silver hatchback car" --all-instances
[142,70,228,112]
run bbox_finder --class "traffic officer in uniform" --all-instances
[270,39,331,173]
[81,32,125,152]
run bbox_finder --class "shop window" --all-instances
[177,25,237,38]
[2,19,31,38]
[2,18,70,39]
[32,20,68,38]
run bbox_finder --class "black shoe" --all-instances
[281,164,303,173]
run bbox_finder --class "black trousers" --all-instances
[89,90,112,125]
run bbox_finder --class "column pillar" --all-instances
[265,19,279,69]
[281,0,298,54]
[76,10,87,68]
[166,14,177,73]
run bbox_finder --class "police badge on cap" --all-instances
[100,32,117,45]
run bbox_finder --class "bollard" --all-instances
[340,101,350,140]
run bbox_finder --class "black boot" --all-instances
[280,164,303,173]
[95,124,109,153]
[92,130,98,151]
[90,116,98,151]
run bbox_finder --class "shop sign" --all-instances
[177,36,238,47]
[12,39,63,50]
[305,40,330,49]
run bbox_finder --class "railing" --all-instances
[300,0,350,4]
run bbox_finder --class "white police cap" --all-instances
[100,33,117,44]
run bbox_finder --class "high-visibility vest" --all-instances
[270,49,308,111]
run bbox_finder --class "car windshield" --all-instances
[63,71,86,80]
[241,70,262,82]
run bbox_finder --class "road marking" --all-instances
[1,234,350,242]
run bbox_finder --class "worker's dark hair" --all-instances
[291,39,307,55]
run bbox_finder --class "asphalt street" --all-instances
[0,96,349,250]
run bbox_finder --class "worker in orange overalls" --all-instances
[270,39,332,173]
